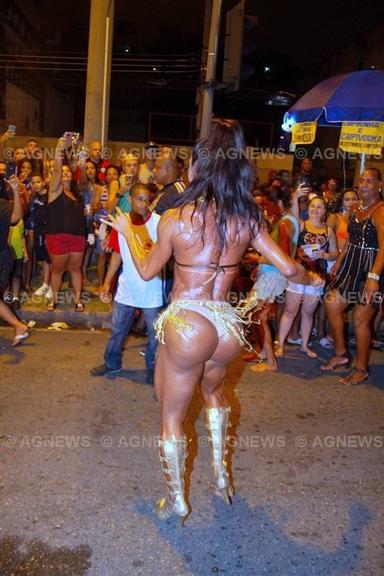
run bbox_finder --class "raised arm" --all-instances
[103,208,174,280]
[5,175,23,223]
[48,134,73,202]
[107,179,120,213]
[0,128,15,162]
[290,182,310,220]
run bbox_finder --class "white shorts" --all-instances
[286,280,324,298]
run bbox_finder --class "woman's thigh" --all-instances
[50,253,70,273]
[324,289,348,314]
[301,294,320,314]
[68,251,85,271]
[284,290,303,315]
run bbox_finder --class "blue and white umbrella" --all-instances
[284,69,384,127]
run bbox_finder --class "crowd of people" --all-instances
[0,128,382,378]
[241,160,384,388]
[0,119,383,523]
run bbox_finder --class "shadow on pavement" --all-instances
[135,497,371,576]
[0,336,33,364]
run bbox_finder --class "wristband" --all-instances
[367,272,380,281]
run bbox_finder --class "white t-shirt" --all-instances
[115,213,163,308]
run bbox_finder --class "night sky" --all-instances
[11,1,384,143]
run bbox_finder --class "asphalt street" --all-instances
[0,327,383,576]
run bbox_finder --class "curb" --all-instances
[15,309,112,330]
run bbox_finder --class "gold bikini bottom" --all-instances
[154,299,254,350]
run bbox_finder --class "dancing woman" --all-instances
[103,119,311,524]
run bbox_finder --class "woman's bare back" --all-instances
[169,204,253,301]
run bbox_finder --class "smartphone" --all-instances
[294,176,312,189]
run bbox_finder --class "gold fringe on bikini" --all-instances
[154,300,257,351]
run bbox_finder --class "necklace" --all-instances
[359,199,378,211]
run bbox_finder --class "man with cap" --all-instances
[139,142,159,184]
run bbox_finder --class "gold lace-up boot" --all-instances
[206,406,233,505]
[156,435,189,526]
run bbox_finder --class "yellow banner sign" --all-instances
[339,122,384,154]
[291,122,317,145]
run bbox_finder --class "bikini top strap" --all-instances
[174,261,239,285]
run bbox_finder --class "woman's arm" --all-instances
[78,160,88,190]
[326,213,337,231]
[48,139,64,202]
[5,176,23,223]
[277,218,295,256]
[107,180,120,213]
[329,236,349,280]
[290,183,309,220]
[364,205,384,304]
[100,251,122,301]
[48,134,72,202]
[102,208,174,280]
[326,226,339,260]
[252,225,299,279]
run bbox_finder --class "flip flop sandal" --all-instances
[320,352,351,371]
[12,329,32,347]
[75,302,85,312]
[339,368,370,386]
[273,344,285,358]
[250,362,277,373]
[300,348,318,359]
[46,302,56,311]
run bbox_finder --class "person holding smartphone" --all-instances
[45,134,86,311]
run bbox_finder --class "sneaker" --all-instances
[90,364,122,377]
[287,337,302,345]
[34,283,49,296]
[319,336,334,349]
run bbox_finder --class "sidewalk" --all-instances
[11,281,112,329]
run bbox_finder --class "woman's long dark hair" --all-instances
[176,118,262,250]
[62,162,81,200]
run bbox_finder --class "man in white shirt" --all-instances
[90,184,163,383]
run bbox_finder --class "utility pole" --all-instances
[199,0,223,139]
[83,0,114,145]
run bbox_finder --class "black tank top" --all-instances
[47,193,86,237]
